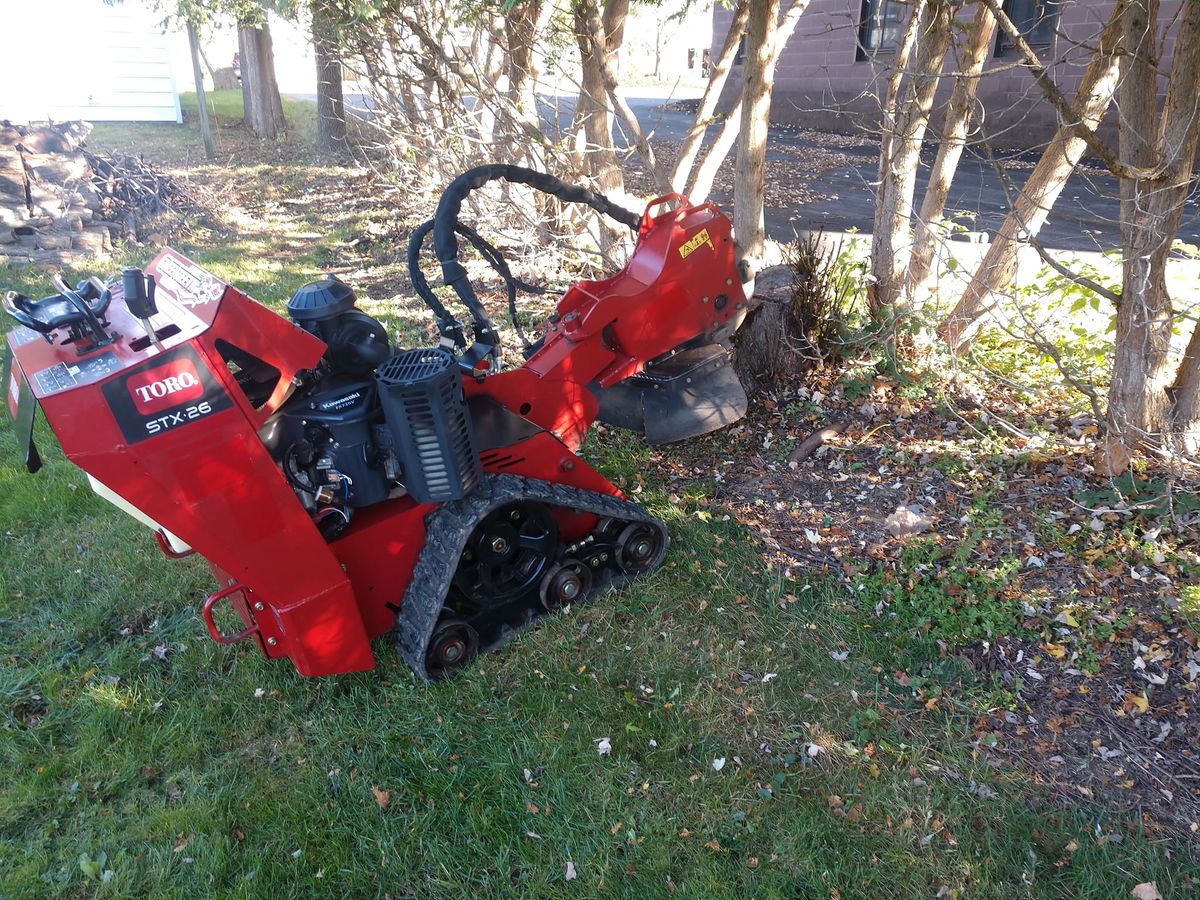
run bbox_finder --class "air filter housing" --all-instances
[376,348,481,503]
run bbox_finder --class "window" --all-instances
[996,0,1060,54]
[858,0,907,59]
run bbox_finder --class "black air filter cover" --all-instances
[377,348,481,503]
[288,276,357,323]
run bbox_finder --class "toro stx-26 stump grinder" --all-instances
[3,166,752,679]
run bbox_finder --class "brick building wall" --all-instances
[712,0,1178,147]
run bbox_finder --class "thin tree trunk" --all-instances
[936,1,1125,349]
[687,1,808,205]
[686,100,741,203]
[582,0,672,194]
[187,21,215,159]
[905,1,995,306]
[868,0,953,315]
[238,26,254,127]
[733,0,780,265]
[1101,0,1200,471]
[1172,321,1200,452]
[730,0,815,388]
[312,3,347,152]
[672,0,750,192]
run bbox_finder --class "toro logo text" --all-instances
[126,360,204,415]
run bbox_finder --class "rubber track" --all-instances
[395,473,668,680]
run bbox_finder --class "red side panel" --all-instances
[8,249,378,676]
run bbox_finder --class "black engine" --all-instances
[270,276,481,538]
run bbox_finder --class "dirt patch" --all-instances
[640,365,1200,837]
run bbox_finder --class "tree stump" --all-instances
[732,263,805,388]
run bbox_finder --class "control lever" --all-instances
[121,267,161,349]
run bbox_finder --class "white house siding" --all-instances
[0,0,181,124]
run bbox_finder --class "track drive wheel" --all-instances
[425,617,480,680]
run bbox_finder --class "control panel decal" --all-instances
[101,345,233,443]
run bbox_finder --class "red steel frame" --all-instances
[3,196,745,676]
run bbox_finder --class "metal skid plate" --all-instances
[591,343,748,444]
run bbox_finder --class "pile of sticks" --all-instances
[84,150,188,228]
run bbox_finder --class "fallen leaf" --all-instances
[1123,692,1150,716]
[1044,643,1067,660]
[371,786,390,809]
[1131,883,1162,900]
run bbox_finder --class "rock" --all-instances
[24,152,90,186]
[884,505,933,537]
[34,232,73,251]
[16,122,92,154]
[0,228,14,245]
[0,206,25,228]
[73,228,110,255]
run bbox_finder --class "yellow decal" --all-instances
[678,227,714,260]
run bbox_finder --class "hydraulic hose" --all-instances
[409,164,640,359]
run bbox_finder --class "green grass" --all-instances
[2,151,1199,897]
[89,91,318,161]
[2,421,1197,896]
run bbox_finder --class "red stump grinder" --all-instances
[3,167,752,679]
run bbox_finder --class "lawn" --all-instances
[1,110,1197,898]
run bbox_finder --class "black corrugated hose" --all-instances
[406,165,639,359]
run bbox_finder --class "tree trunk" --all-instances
[905,2,995,306]
[312,3,347,153]
[505,0,542,130]
[238,20,285,140]
[733,0,781,265]
[936,2,1125,349]
[868,0,953,316]
[731,1,816,388]
[1100,0,1200,472]
[573,0,628,197]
